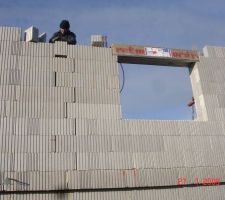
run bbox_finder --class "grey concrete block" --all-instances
[0,153,14,172]
[56,72,120,89]
[28,171,66,191]
[206,108,225,121]
[74,59,118,75]
[112,135,164,152]
[183,151,206,167]
[210,136,225,152]
[184,150,225,167]
[203,46,216,57]
[165,136,212,152]
[0,85,16,101]
[0,101,6,117]
[217,94,225,107]
[18,56,74,73]
[75,119,185,136]
[179,166,225,185]
[38,153,76,171]
[19,42,53,57]
[0,54,18,70]
[77,152,133,170]
[108,75,120,89]
[67,45,93,60]
[76,87,120,104]
[6,101,66,118]
[196,94,208,121]
[56,136,73,152]
[20,70,55,87]
[68,170,126,189]
[0,69,21,85]
[0,117,15,135]
[74,136,112,152]
[75,118,95,135]
[214,69,225,83]
[40,118,76,135]
[215,47,225,58]
[200,81,224,95]
[24,26,39,42]
[14,153,38,172]
[15,86,75,102]
[0,27,21,41]
[53,41,68,56]
[14,118,40,135]
[52,57,75,72]
[67,44,79,58]
[0,41,20,55]
[203,46,225,58]
[11,118,76,136]
[187,183,224,199]
[133,152,184,169]
[55,72,76,87]
[0,135,54,153]
[91,46,115,62]
[76,153,89,170]
[68,45,116,62]
[67,103,122,119]
[138,168,179,187]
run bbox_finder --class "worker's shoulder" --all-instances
[53,31,61,36]
[68,31,76,36]
[50,31,60,38]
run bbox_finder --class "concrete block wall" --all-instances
[1,27,225,198]
[0,27,122,194]
[190,46,225,121]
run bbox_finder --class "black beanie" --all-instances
[60,20,70,29]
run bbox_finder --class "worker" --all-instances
[187,97,195,107]
[187,97,196,120]
[49,20,77,45]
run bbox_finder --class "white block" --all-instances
[24,26,39,42]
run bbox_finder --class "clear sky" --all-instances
[1,0,225,120]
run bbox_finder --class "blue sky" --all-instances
[0,0,225,120]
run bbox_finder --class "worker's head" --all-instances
[60,20,70,34]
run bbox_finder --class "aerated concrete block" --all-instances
[19,42,53,57]
[53,41,68,56]
[67,103,122,119]
[0,27,21,41]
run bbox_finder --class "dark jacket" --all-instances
[49,30,77,45]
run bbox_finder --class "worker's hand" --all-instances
[51,36,60,42]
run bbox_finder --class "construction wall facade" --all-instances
[1,26,225,199]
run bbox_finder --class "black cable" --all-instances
[3,178,30,186]
[119,63,125,93]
